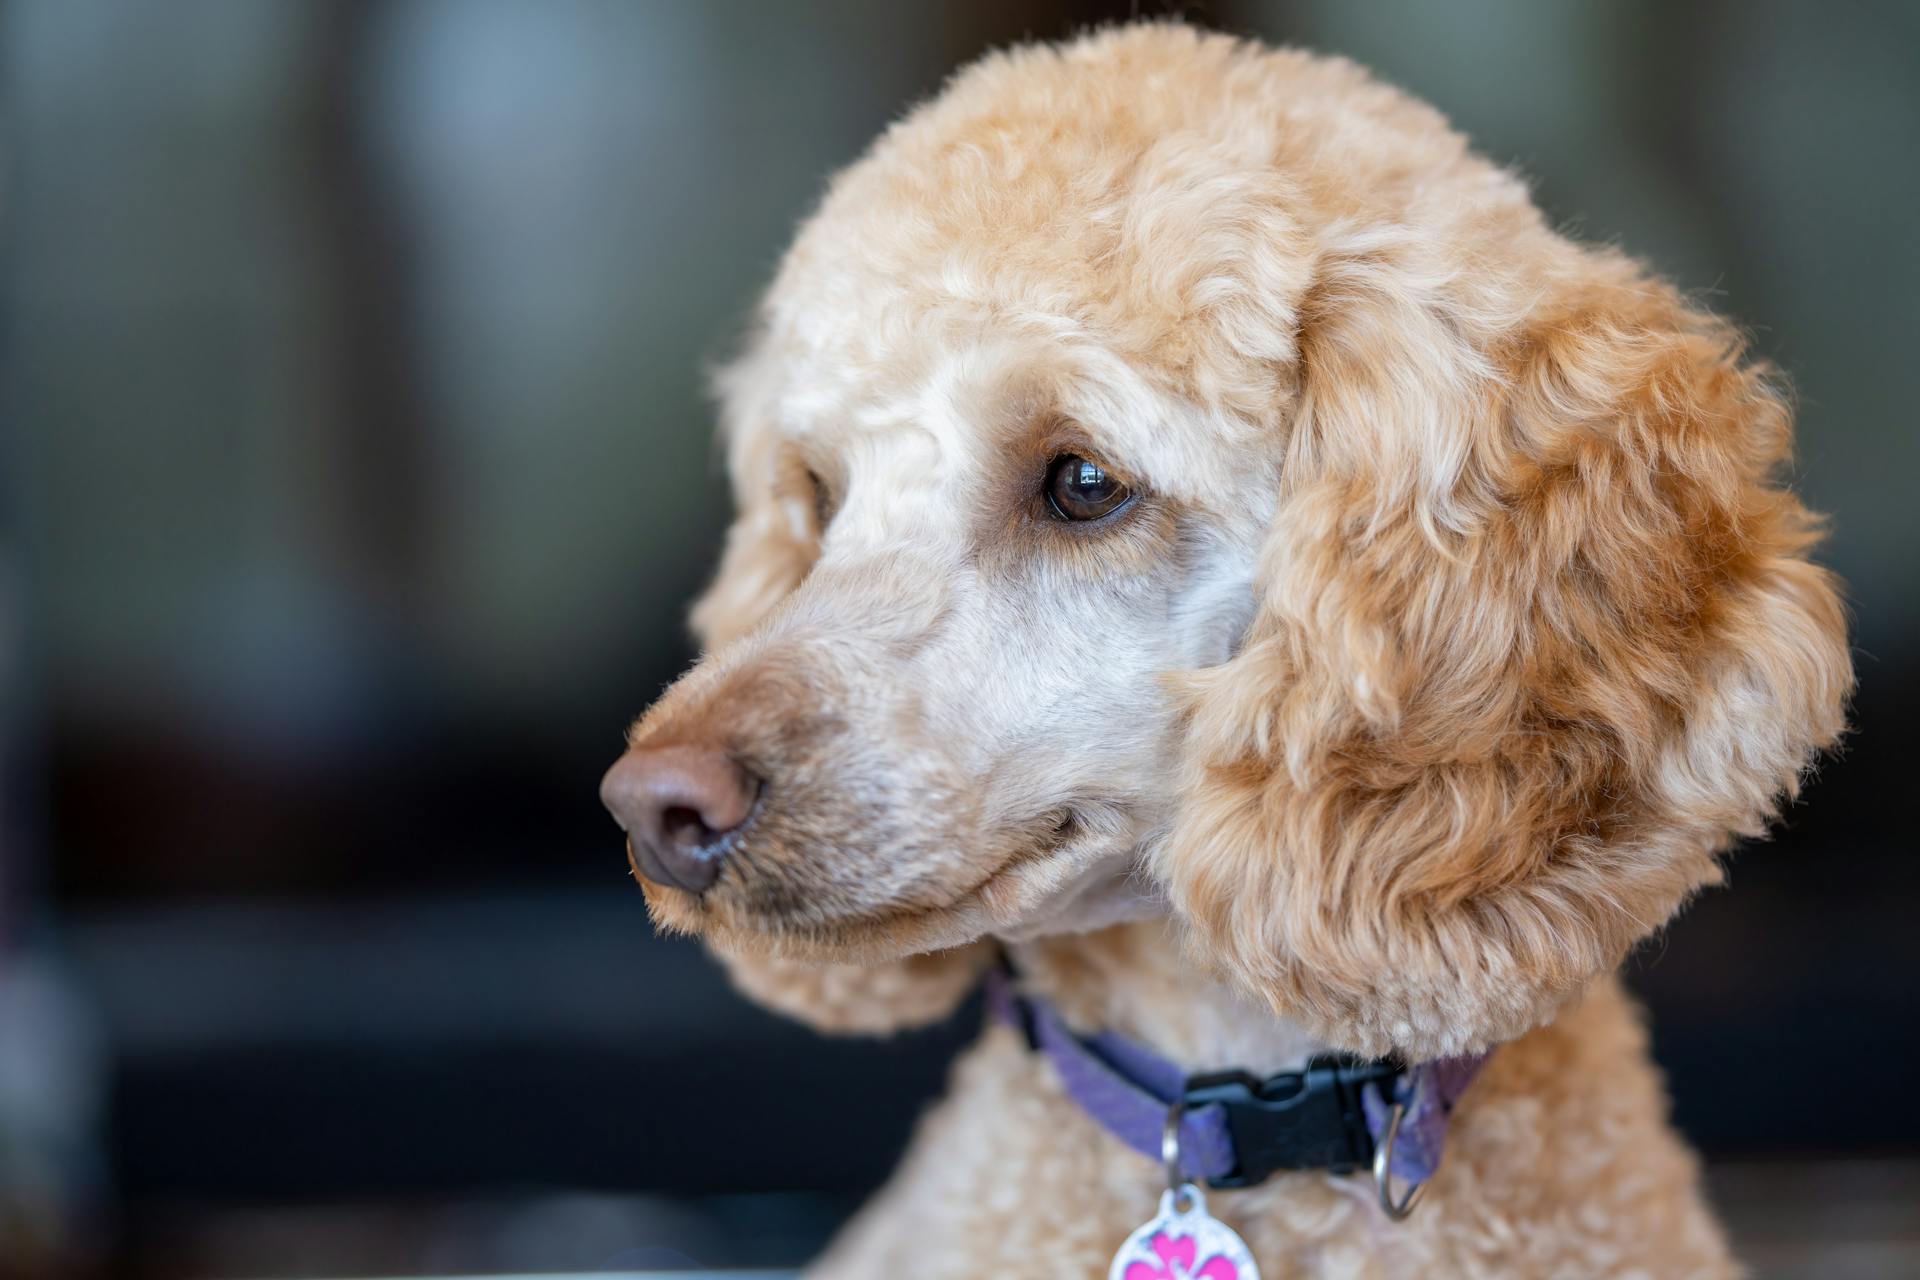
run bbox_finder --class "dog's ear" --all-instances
[687,343,994,1033]
[1160,241,1852,1060]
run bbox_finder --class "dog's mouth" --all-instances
[640,804,1139,961]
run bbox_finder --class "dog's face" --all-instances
[606,28,1852,1058]
[628,337,1276,958]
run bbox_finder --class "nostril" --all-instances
[600,742,760,894]
[661,805,717,850]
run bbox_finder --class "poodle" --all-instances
[600,25,1851,1278]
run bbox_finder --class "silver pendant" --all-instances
[1108,1183,1260,1280]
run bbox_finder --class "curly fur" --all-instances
[613,23,1852,1276]
[1164,194,1850,1060]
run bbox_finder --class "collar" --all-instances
[986,965,1485,1202]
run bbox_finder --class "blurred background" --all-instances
[3,1,1917,1277]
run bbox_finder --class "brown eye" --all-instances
[1044,454,1132,521]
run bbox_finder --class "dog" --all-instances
[601,24,1851,1278]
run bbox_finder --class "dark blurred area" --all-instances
[3,2,1916,1277]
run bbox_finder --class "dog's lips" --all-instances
[638,806,1124,961]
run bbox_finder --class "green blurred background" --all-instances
[4,2,1916,1276]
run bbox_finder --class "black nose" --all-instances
[600,744,759,893]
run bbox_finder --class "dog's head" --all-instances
[604,27,1851,1058]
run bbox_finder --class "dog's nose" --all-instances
[600,744,759,893]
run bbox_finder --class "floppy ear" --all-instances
[686,343,993,1034]
[1162,241,1852,1060]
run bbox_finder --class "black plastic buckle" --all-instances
[1184,1056,1402,1188]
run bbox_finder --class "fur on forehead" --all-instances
[746,34,1373,450]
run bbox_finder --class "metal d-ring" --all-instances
[1162,1099,1193,1208]
[1373,1100,1425,1222]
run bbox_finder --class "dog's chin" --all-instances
[639,835,1159,966]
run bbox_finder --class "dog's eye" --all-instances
[1044,455,1132,521]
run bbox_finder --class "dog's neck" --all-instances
[1004,919,1331,1076]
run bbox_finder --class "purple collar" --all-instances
[986,966,1484,1201]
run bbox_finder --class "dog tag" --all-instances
[1109,1183,1260,1280]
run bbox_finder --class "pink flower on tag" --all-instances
[1123,1230,1240,1280]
